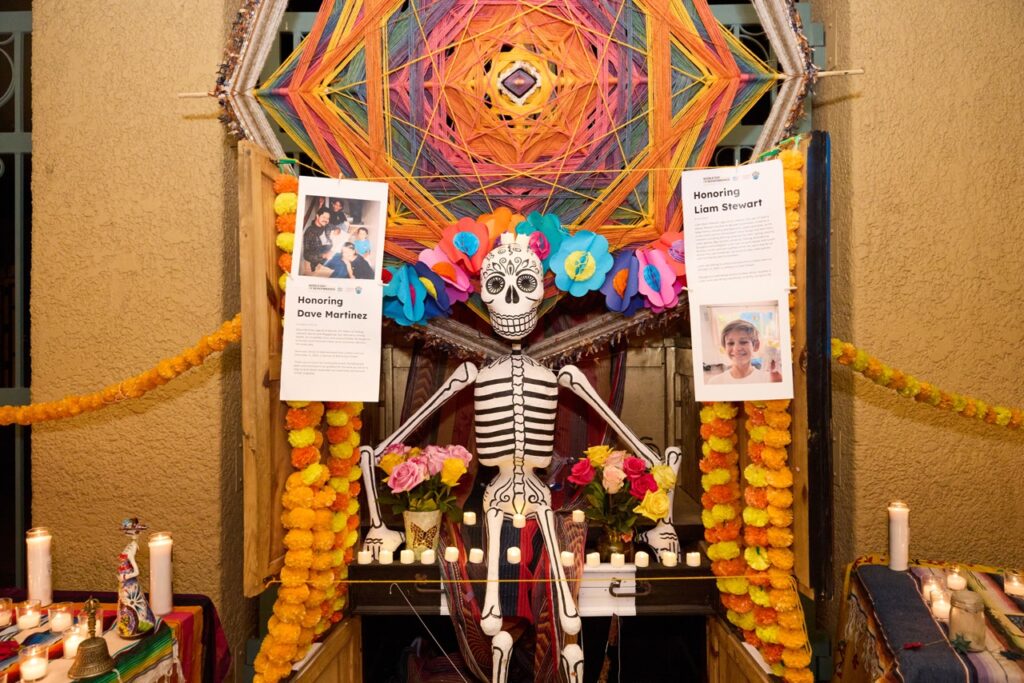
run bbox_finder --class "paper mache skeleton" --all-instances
[359,233,684,683]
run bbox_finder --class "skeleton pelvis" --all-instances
[481,464,552,515]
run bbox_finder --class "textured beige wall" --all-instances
[812,0,1024,624]
[30,0,253,665]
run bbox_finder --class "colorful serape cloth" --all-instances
[834,556,1024,683]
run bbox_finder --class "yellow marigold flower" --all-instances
[330,513,347,534]
[277,584,310,605]
[275,231,295,254]
[727,609,756,631]
[284,528,313,550]
[274,192,298,216]
[700,406,717,423]
[330,549,345,567]
[300,463,322,486]
[328,476,347,492]
[326,410,349,427]
[784,190,800,209]
[441,458,467,487]
[711,503,737,523]
[286,400,310,408]
[744,546,770,571]
[343,529,359,548]
[651,464,677,490]
[713,402,738,419]
[707,541,740,561]
[284,549,313,569]
[329,442,354,459]
[718,577,749,595]
[749,586,771,607]
[288,427,316,448]
[747,425,769,443]
[783,168,804,191]
[311,553,333,571]
[312,529,334,551]
[279,566,308,588]
[766,467,794,488]
[347,465,363,482]
[702,510,715,528]
[702,468,732,490]
[585,444,612,466]
[278,273,288,292]
[348,430,361,447]
[743,507,770,527]
[782,647,811,669]
[779,148,803,170]
[756,625,780,644]
[708,435,734,453]
[346,498,359,516]
[287,507,316,530]
[778,628,807,649]
[744,464,768,487]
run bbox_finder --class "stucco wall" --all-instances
[811,0,1024,624]
[30,0,253,665]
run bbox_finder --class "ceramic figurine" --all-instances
[116,518,155,639]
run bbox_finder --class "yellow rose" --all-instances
[584,444,612,467]
[440,458,467,487]
[633,489,670,521]
[650,464,676,490]
[378,452,405,476]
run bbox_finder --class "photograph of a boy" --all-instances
[707,319,779,385]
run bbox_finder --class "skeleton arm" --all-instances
[361,361,478,558]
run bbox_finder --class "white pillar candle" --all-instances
[400,549,415,564]
[610,553,625,568]
[19,647,49,681]
[148,532,174,617]
[16,601,41,630]
[512,513,526,529]
[661,551,678,567]
[560,551,575,567]
[571,510,586,524]
[1005,572,1024,597]
[378,549,394,565]
[586,552,600,568]
[444,547,459,562]
[48,603,73,632]
[506,547,521,564]
[63,623,88,659]
[634,551,649,568]
[920,576,942,603]
[26,528,53,606]
[357,550,372,565]
[946,568,967,591]
[469,548,484,564]
[887,501,910,571]
[686,551,701,567]
[420,549,436,564]
[462,511,477,526]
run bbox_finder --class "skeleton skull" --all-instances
[480,233,544,340]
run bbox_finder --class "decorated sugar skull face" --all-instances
[480,234,544,340]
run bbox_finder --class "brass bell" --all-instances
[69,598,115,680]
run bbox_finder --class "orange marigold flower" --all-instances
[712,558,747,577]
[278,252,292,273]
[748,442,765,463]
[722,593,754,612]
[326,425,352,443]
[346,515,360,531]
[747,408,766,426]
[764,429,791,449]
[746,568,772,587]
[743,630,763,648]
[770,588,799,611]
[700,423,714,440]
[767,526,794,548]
[762,643,784,664]
[275,213,296,233]
[777,609,804,630]
[762,446,788,470]
[343,547,354,564]
[286,408,314,430]
[350,416,363,431]
[348,482,361,497]
[768,568,793,590]
[764,411,792,430]
[709,483,739,504]
[754,605,778,626]
[744,486,769,508]
[274,175,299,194]
[767,487,793,509]
[313,431,324,449]
[290,446,320,469]
[744,526,769,547]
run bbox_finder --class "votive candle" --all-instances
[16,600,41,630]
[560,551,575,567]
[63,623,89,659]
[506,547,521,564]
[19,644,48,681]
[920,576,942,604]
[400,549,415,564]
[946,567,967,591]
[357,550,372,565]
[1005,570,1024,597]
[887,501,910,571]
[512,513,526,529]
[148,531,174,616]
[444,547,459,562]
[378,549,394,565]
[931,588,952,620]
[586,552,600,568]
[462,511,477,526]
[634,551,649,568]
[26,527,53,606]
[420,549,436,564]
[661,551,678,567]
[610,553,625,568]
[0,597,12,627]
[48,603,73,632]
[571,510,586,524]
[469,548,484,564]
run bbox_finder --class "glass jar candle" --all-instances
[0,598,12,627]
[48,602,73,632]
[920,576,943,604]
[949,590,985,652]
[63,622,89,659]
[19,644,49,681]
[1004,570,1024,598]
[15,600,42,630]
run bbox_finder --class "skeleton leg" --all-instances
[358,445,404,559]
[560,644,584,683]
[535,507,581,635]
[491,631,513,683]
[480,506,505,636]
[635,447,683,560]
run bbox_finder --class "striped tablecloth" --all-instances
[834,556,1024,683]
[0,603,203,683]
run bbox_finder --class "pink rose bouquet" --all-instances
[377,443,472,520]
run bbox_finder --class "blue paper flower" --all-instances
[382,265,427,326]
[600,249,643,315]
[413,262,452,318]
[514,212,568,271]
[550,230,614,297]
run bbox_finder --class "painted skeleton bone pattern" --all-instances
[361,234,683,683]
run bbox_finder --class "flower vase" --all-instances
[597,528,634,563]
[403,510,442,560]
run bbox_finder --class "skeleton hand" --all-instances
[362,526,404,560]
[637,521,680,561]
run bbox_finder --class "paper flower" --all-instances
[636,249,680,312]
[412,262,452,319]
[478,206,526,243]
[648,230,686,278]
[600,249,642,315]
[515,212,568,270]
[439,217,491,273]
[382,265,427,326]
[417,246,473,303]
[550,230,613,296]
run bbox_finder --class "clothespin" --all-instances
[276,158,298,172]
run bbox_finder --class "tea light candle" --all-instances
[586,552,600,567]
[686,551,701,567]
[400,549,415,564]
[469,548,484,564]
[506,547,521,564]
[462,511,477,526]
[887,501,909,571]
[48,603,73,632]
[560,551,575,567]
[19,645,48,681]
[420,549,436,564]
[63,623,88,659]
[634,551,649,568]
[1005,570,1024,597]
[26,527,53,606]
[946,567,967,591]
[16,600,41,630]
[920,576,942,603]
[512,513,526,529]
[571,510,586,524]
[931,589,952,620]
[661,551,678,567]
[148,531,174,616]
[379,549,394,565]
[357,550,372,565]
[0,597,12,627]
[610,553,625,568]
[444,547,459,562]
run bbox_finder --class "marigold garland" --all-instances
[832,338,1024,430]
[0,315,242,426]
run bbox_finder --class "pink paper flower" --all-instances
[636,248,679,312]
[602,465,627,494]
[387,459,427,493]
[417,246,473,303]
[628,473,659,500]
[648,230,686,278]
[439,217,491,274]
[568,459,596,486]
[622,456,647,480]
